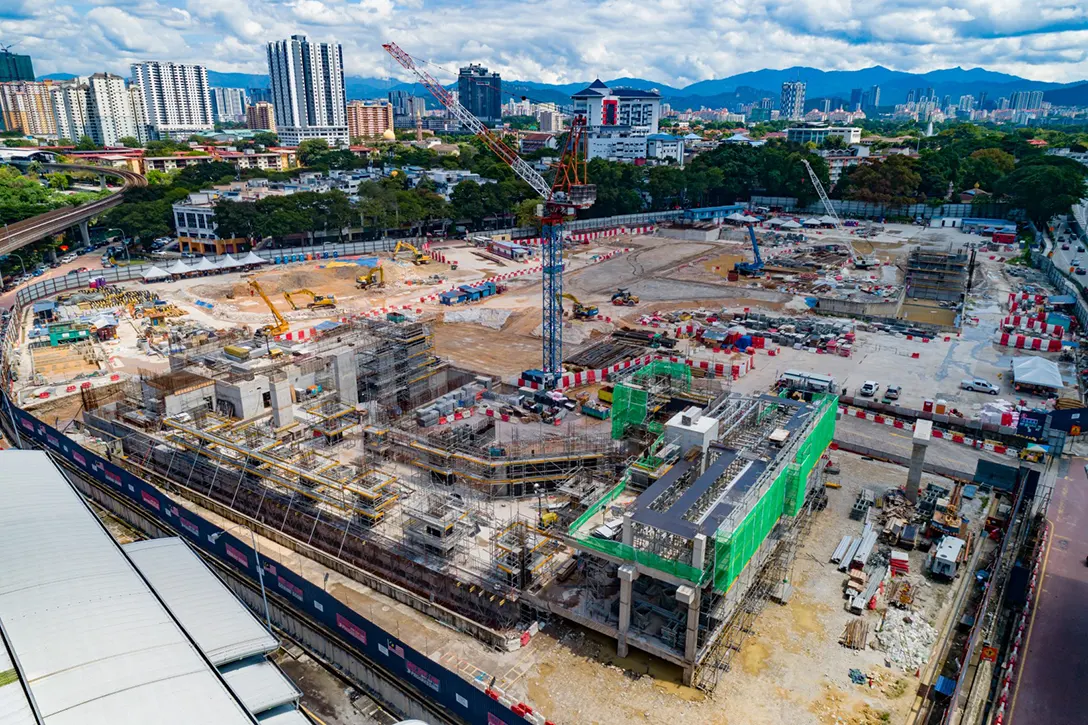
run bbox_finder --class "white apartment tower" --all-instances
[266,35,348,146]
[211,87,248,123]
[49,80,89,141]
[781,81,806,121]
[130,61,214,139]
[86,73,146,147]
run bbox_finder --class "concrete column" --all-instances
[617,564,637,658]
[621,513,633,547]
[78,220,90,247]
[98,174,106,190]
[905,419,932,503]
[269,375,294,429]
[691,533,707,569]
[324,348,359,406]
[676,584,701,686]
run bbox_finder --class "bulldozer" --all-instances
[283,289,337,310]
[611,288,639,306]
[356,266,385,290]
[393,241,430,265]
[556,293,598,320]
[247,279,290,337]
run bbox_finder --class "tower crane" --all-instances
[383,42,595,387]
[800,158,878,269]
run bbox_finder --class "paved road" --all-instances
[0,252,106,309]
[1049,216,1084,276]
[1009,457,1088,724]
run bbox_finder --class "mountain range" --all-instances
[41,66,1088,111]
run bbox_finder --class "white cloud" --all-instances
[13,0,1088,84]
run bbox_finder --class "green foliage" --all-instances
[75,135,99,151]
[45,173,69,191]
[2,139,34,147]
[838,155,923,204]
[297,139,331,166]
[998,157,1088,228]
[0,166,104,225]
[252,131,279,148]
[503,115,538,130]
[118,136,141,148]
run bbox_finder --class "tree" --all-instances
[838,155,922,204]
[515,198,542,229]
[997,159,1087,228]
[174,161,236,190]
[297,138,330,166]
[75,135,99,151]
[119,136,141,148]
[450,181,489,225]
[252,131,279,148]
[45,173,69,191]
[960,148,1016,191]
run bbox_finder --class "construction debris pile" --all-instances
[876,608,938,672]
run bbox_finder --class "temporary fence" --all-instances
[992,332,1063,352]
[749,195,1014,222]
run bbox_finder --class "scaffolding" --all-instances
[491,517,562,590]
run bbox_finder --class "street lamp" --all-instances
[208,524,273,634]
[4,250,27,279]
[104,227,131,263]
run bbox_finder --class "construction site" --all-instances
[0,44,1070,725]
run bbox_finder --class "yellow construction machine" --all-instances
[283,289,337,310]
[247,279,290,337]
[556,293,598,320]
[393,241,430,265]
[356,266,385,289]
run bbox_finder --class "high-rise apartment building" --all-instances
[780,81,806,120]
[210,87,248,123]
[458,64,501,123]
[0,49,34,83]
[247,87,273,104]
[246,101,276,132]
[538,109,563,133]
[50,80,89,141]
[868,85,881,109]
[388,90,426,119]
[849,88,863,111]
[958,95,975,112]
[86,73,147,147]
[266,35,348,146]
[131,61,214,139]
[0,81,57,136]
[346,99,393,139]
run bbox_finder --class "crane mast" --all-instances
[383,41,595,385]
[801,159,878,268]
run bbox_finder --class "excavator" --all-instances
[283,289,337,310]
[356,266,385,290]
[247,279,290,337]
[611,288,639,306]
[393,241,430,265]
[556,293,598,320]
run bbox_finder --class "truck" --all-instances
[961,378,999,395]
[777,370,837,395]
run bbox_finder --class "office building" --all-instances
[0,48,34,83]
[246,100,276,131]
[538,109,563,133]
[131,61,214,138]
[266,34,348,146]
[86,72,148,147]
[849,88,863,111]
[573,79,661,134]
[389,90,426,119]
[346,99,394,139]
[50,80,89,141]
[869,85,881,109]
[781,81,806,121]
[248,87,273,104]
[210,87,248,123]
[458,64,501,123]
[0,81,56,136]
[785,125,862,145]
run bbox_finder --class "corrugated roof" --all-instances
[257,708,313,725]
[219,660,300,715]
[0,451,257,725]
[0,638,37,725]
[124,539,278,666]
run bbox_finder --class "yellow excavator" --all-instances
[356,266,385,289]
[247,279,290,337]
[283,289,337,310]
[393,241,430,265]
[556,293,598,320]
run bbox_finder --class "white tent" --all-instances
[192,257,217,272]
[802,218,822,226]
[1012,356,1064,389]
[240,251,267,266]
[818,215,839,225]
[765,217,786,226]
[780,220,803,229]
[218,254,245,269]
[142,265,170,280]
[740,214,760,223]
[725,212,748,223]
[166,260,193,275]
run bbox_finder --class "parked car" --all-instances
[961,378,999,394]
[1062,243,1071,250]
[883,385,902,401]
[859,381,880,397]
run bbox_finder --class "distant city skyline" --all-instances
[3,1,1087,86]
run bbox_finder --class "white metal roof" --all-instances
[0,451,257,725]
[257,708,313,725]
[123,538,279,665]
[219,660,301,715]
[0,640,36,725]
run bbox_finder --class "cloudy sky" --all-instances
[3,0,1088,85]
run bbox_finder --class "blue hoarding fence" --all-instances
[0,392,538,725]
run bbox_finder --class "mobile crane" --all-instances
[733,224,765,276]
[556,293,598,320]
[247,279,290,337]
[356,266,385,289]
[393,241,430,265]
[384,41,595,387]
[801,158,879,269]
[283,289,337,310]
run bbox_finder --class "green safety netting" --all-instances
[610,383,648,439]
[633,359,693,389]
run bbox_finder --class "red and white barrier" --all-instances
[515,225,654,246]
[1000,315,1064,338]
[839,405,1018,457]
[518,354,656,390]
[274,327,316,342]
[993,332,1062,352]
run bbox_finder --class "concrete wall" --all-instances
[155,383,215,417]
[814,294,901,318]
[214,376,269,420]
[324,348,359,406]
